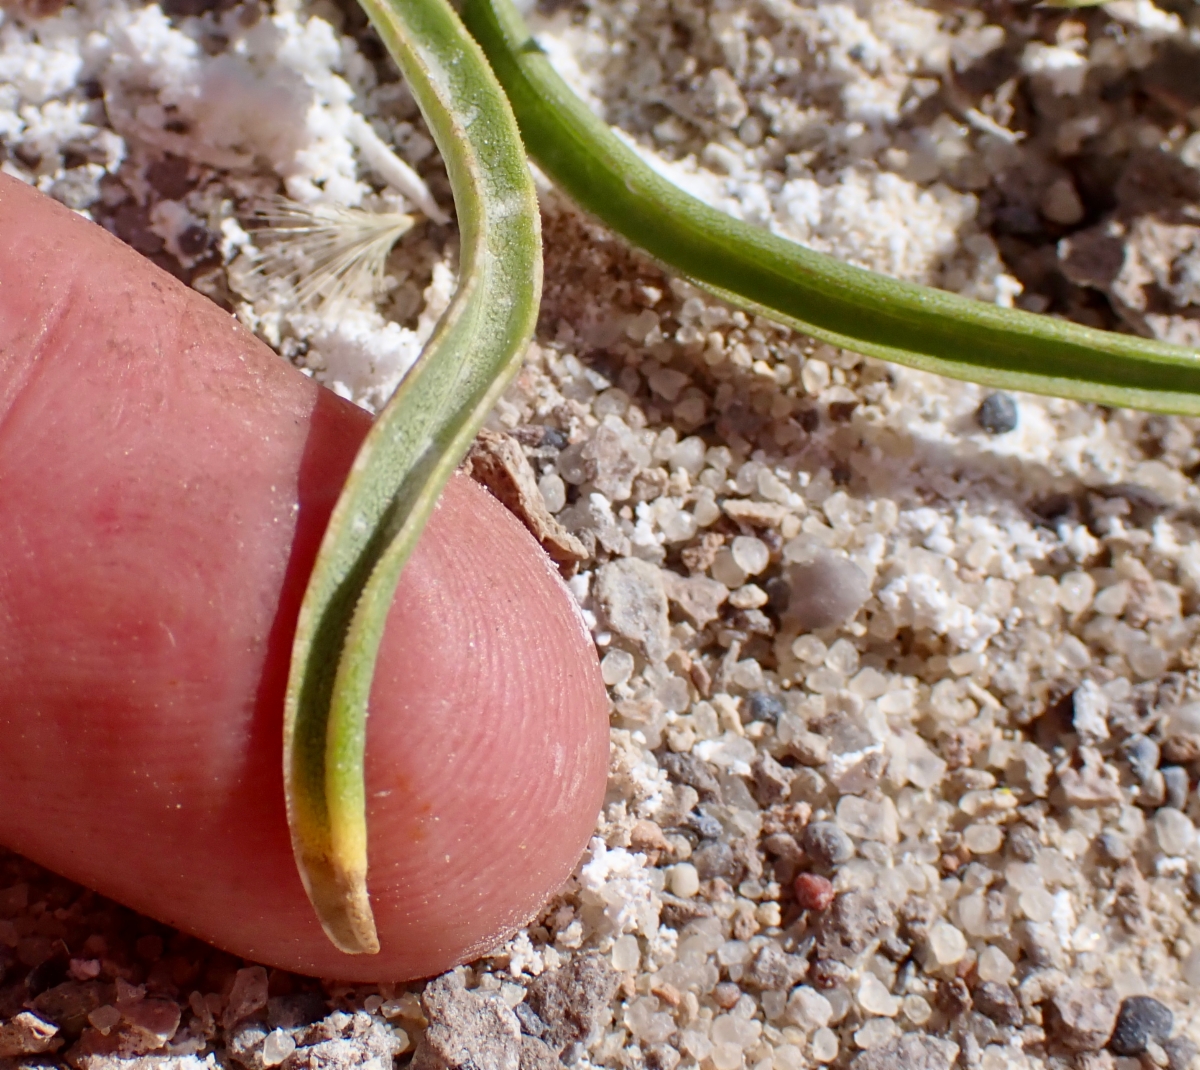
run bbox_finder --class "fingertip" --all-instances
[0,175,609,980]
[360,475,609,976]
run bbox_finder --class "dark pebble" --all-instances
[514,1001,547,1037]
[660,751,721,799]
[764,576,792,615]
[1006,823,1040,862]
[1109,995,1173,1056]
[23,955,68,997]
[177,223,212,258]
[935,977,972,1016]
[692,841,738,880]
[1164,1036,1198,1070]
[878,933,912,962]
[977,392,1018,434]
[645,1045,682,1070]
[1190,871,1200,900]
[973,981,1022,1027]
[267,992,328,1030]
[804,821,855,867]
[145,154,194,200]
[685,810,724,841]
[744,691,786,724]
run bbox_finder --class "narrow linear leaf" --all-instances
[461,0,1200,416]
[284,0,541,953]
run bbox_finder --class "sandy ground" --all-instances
[3,0,1200,1067]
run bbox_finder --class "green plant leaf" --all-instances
[461,0,1200,416]
[283,0,542,953]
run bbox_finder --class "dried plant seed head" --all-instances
[250,197,414,312]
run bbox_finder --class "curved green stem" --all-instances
[461,0,1200,416]
[283,0,541,953]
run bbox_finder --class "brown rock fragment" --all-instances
[223,967,269,1030]
[1055,762,1123,807]
[850,1033,960,1070]
[412,974,521,1070]
[1112,861,1150,934]
[681,533,724,575]
[0,1011,61,1057]
[662,571,729,629]
[629,820,671,864]
[519,1035,563,1070]
[524,956,619,1056]
[750,751,795,806]
[1161,733,1200,763]
[935,977,972,1017]
[595,558,670,663]
[722,499,789,527]
[973,981,1022,1027]
[1046,984,1119,1053]
[941,728,982,770]
[813,891,895,962]
[465,429,587,575]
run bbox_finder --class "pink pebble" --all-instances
[794,873,835,911]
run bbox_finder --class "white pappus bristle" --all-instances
[251,197,415,311]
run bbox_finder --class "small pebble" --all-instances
[927,921,967,965]
[973,981,1022,1026]
[1155,808,1197,856]
[1097,830,1131,864]
[795,873,835,911]
[901,995,932,1025]
[731,535,770,575]
[693,841,738,880]
[537,471,566,513]
[88,1006,122,1035]
[712,982,742,1010]
[1050,983,1119,1052]
[1164,1036,1198,1070]
[788,987,833,1029]
[1109,996,1174,1057]
[935,977,971,1016]
[976,392,1018,434]
[858,974,900,1017]
[784,551,871,632]
[513,1003,546,1037]
[1040,176,1085,225]
[261,1030,296,1068]
[1123,735,1160,784]
[686,811,724,840]
[963,824,1004,854]
[805,821,856,867]
[600,648,635,688]
[1162,766,1190,811]
[668,862,700,898]
[611,934,640,972]
[645,1045,681,1070]
[976,946,1015,984]
[853,1017,899,1051]
[1007,824,1040,862]
[812,1026,839,1062]
[744,691,785,724]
